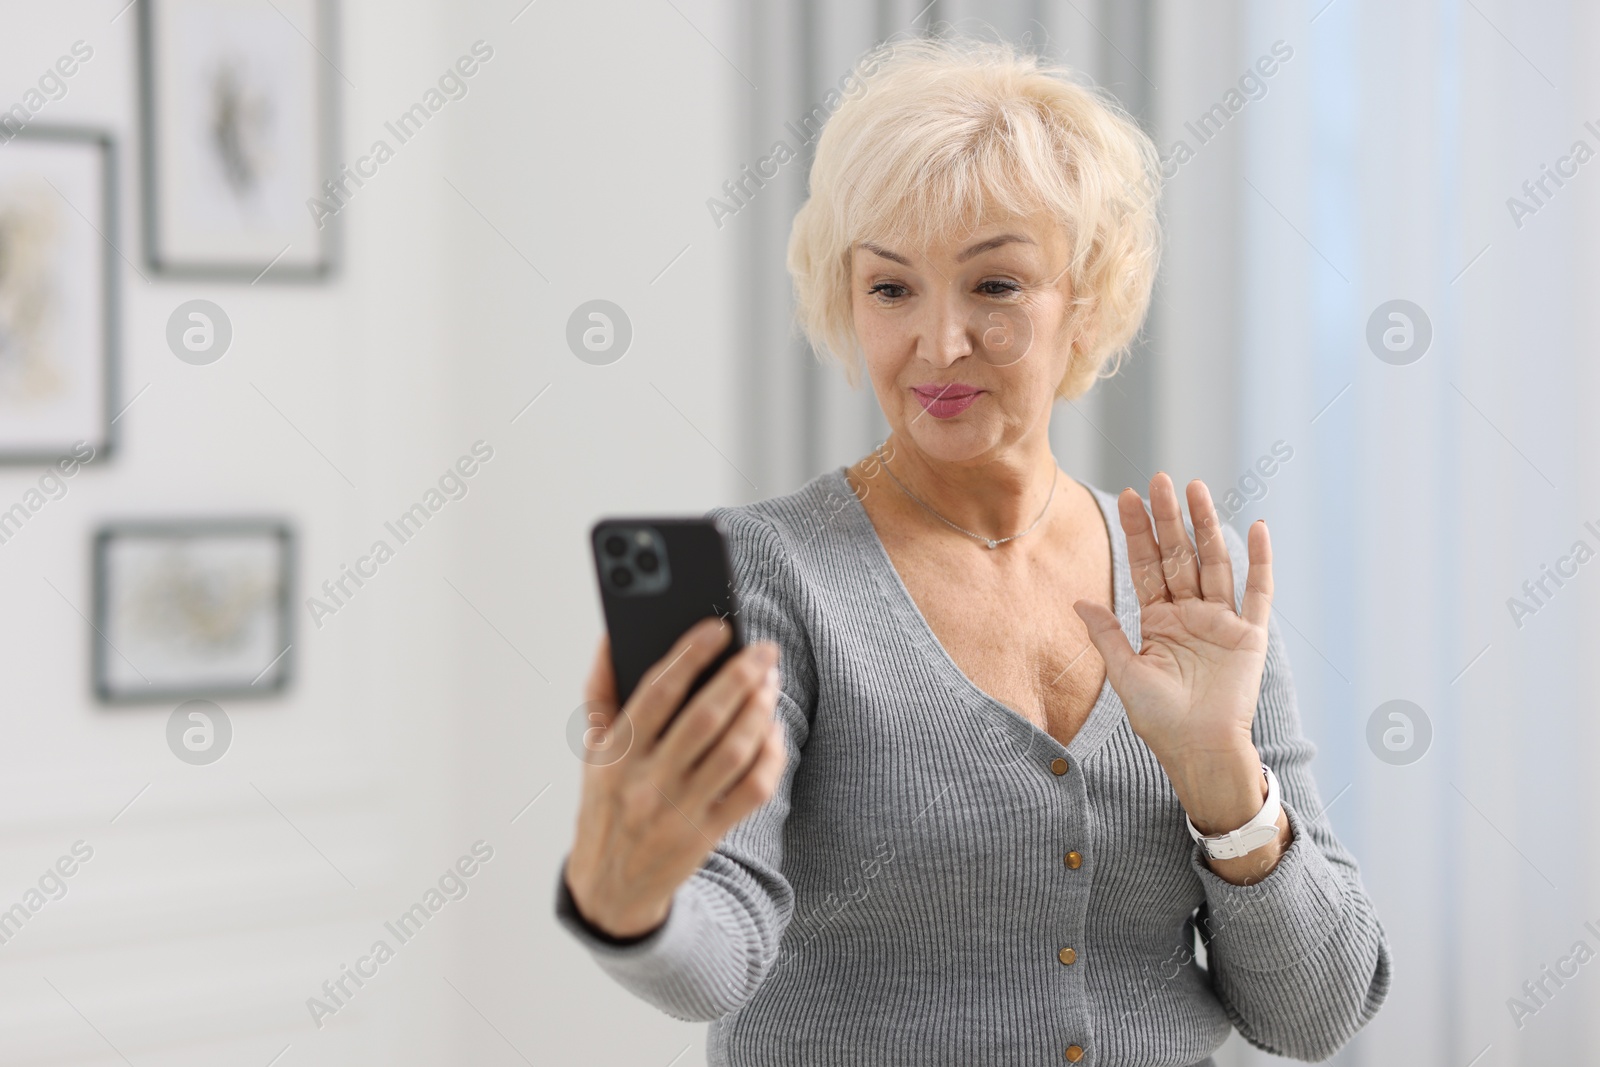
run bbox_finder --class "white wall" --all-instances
[0,1,739,1063]
[444,0,743,1062]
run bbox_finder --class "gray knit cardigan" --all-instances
[556,467,1391,1066]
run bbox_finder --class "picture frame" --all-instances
[139,0,340,280]
[0,126,118,464]
[92,520,296,704]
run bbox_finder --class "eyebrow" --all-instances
[858,233,1036,266]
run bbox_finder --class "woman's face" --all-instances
[850,211,1077,467]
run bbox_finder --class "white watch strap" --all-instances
[1185,763,1281,860]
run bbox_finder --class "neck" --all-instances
[876,431,1061,539]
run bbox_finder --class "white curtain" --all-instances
[1164,1,1600,1064]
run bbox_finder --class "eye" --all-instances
[868,282,908,301]
[978,279,1023,297]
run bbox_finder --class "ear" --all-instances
[1070,302,1103,361]
[1054,307,1102,400]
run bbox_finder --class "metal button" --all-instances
[1064,850,1082,869]
[1057,946,1077,965]
[1050,757,1069,775]
[1065,1045,1084,1062]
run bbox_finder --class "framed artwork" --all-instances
[139,0,339,279]
[93,521,295,704]
[0,127,117,463]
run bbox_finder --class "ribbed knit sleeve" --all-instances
[552,506,816,1021]
[1188,521,1393,1060]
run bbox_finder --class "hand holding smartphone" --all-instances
[563,516,788,942]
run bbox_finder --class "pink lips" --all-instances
[912,383,983,419]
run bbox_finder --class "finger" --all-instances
[653,641,778,773]
[1149,472,1201,600]
[1072,599,1138,689]
[704,717,789,839]
[621,616,735,745]
[576,634,632,768]
[1118,488,1170,607]
[576,633,624,767]
[1186,480,1236,609]
[1241,519,1273,629]
[583,632,618,716]
[681,663,779,805]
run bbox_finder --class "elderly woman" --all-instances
[555,36,1389,1067]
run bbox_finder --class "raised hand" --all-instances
[1073,473,1284,861]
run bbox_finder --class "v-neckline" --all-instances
[828,465,1141,765]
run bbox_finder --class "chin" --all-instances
[899,412,1003,464]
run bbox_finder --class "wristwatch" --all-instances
[1185,763,1281,860]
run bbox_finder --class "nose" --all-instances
[919,289,973,368]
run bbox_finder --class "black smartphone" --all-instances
[590,516,745,713]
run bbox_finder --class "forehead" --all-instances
[853,215,1061,268]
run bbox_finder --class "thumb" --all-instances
[579,639,620,748]
[583,633,620,722]
[1073,599,1136,686]
[580,634,637,768]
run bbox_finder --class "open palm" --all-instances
[1073,473,1274,769]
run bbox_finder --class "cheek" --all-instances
[991,369,1058,419]
[994,311,1064,380]
[854,308,907,375]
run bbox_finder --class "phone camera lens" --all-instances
[610,566,633,588]
[635,549,659,573]
[603,534,628,558]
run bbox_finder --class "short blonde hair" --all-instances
[786,35,1162,399]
